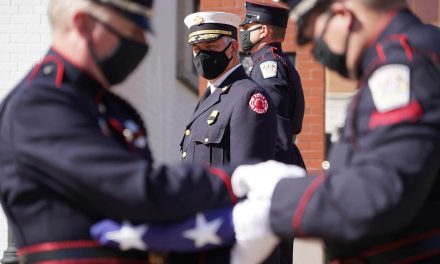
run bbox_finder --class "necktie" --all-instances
[200,86,211,103]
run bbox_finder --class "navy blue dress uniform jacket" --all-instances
[175,65,276,263]
[180,65,277,166]
[250,43,305,167]
[0,49,237,263]
[268,10,440,263]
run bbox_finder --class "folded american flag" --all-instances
[90,206,235,252]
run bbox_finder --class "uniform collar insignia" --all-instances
[221,85,231,94]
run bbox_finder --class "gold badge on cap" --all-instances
[207,110,219,125]
[194,15,204,25]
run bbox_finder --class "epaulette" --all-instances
[364,33,440,80]
[27,55,65,88]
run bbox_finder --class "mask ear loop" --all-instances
[342,11,357,76]
[316,10,334,42]
[83,16,105,74]
[343,11,355,48]
[221,41,233,53]
[240,24,264,53]
[252,24,265,48]
[221,41,234,62]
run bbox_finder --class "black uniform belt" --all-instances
[331,229,440,264]
[18,240,150,264]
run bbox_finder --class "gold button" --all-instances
[185,129,191,136]
[182,152,187,158]
[322,161,330,170]
[123,129,134,142]
[204,138,209,143]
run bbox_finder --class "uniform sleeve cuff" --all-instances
[269,175,318,239]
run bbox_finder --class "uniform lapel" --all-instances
[188,87,222,124]
[188,66,248,125]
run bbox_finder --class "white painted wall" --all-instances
[0,0,197,252]
[325,92,355,143]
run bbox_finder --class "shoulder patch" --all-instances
[260,61,277,79]
[249,93,269,114]
[368,64,410,113]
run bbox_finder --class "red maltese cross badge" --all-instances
[249,93,268,114]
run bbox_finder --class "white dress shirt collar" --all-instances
[207,64,241,94]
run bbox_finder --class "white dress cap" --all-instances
[184,12,241,44]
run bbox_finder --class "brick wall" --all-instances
[199,0,326,172]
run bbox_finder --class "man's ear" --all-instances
[259,25,269,39]
[330,2,353,19]
[231,40,239,57]
[330,1,355,30]
[73,11,95,38]
[330,1,346,14]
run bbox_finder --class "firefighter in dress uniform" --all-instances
[230,0,440,263]
[179,12,277,168]
[176,11,277,263]
[240,0,306,169]
[0,0,240,263]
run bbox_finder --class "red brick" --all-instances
[222,0,235,7]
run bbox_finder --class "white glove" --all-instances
[231,199,279,264]
[232,160,307,200]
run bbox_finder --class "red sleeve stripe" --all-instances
[35,259,147,264]
[292,173,326,236]
[375,43,386,62]
[399,35,414,61]
[362,229,440,257]
[209,167,237,204]
[368,100,423,130]
[18,240,100,256]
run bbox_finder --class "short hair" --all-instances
[270,25,286,41]
[48,0,93,32]
[223,36,236,45]
[222,36,238,57]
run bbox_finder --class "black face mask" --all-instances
[193,42,233,80]
[89,17,149,85]
[239,26,262,53]
[311,14,351,78]
[312,37,349,77]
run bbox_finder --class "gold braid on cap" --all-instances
[189,30,233,38]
